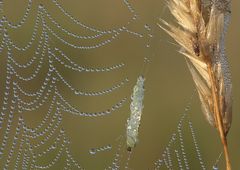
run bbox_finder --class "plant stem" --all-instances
[207,64,231,170]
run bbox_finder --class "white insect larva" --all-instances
[126,75,145,151]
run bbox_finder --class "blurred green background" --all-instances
[0,0,239,169]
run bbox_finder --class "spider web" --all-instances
[153,95,207,170]
[0,0,221,169]
[0,0,144,169]
[152,91,223,170]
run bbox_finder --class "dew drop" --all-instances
[89,148,96,155]
[144,24,151,31]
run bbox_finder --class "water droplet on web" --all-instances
[39,4,44,10]
[144,24,151,31]
[148,34,153,38]
[89,148,96,155]
[107,145,112,149]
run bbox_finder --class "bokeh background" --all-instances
[1,0,240,169]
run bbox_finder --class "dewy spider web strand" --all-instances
[154,92,206,170]
[8,28,46,68]
[53,47,125,72]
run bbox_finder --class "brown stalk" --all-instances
[200,0,231,168]
[159,0,233,169]
[207,63,231,170]
[201,2,231,168]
